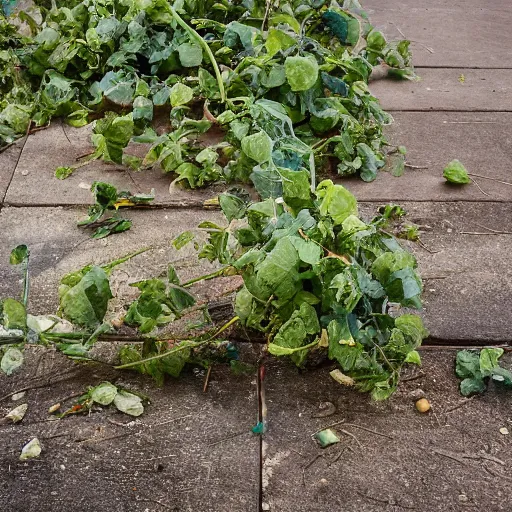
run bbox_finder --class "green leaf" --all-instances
[173,231,195,249]
[394,315,428,348]
[327,318,361,370]
[113,390,144,416]
[404,350,421,365]
[491,367,512,386]
[280,169,313,212]
[177,43,203,67]
[132,96,153,122]
[170,83,194,107]
[316,180,358,225]
[479,348,504,378]
[241,131,273,164]
[265,28,296,57]
[289,237,322,265]
[55,166,74,180]
[284,55,319,92]
[268,339,318,356]
[443,159,470,184]
[9,245,29,266]
[460,377,486,396]
[455,350,481,379]
[1,348,24,376]
[1,299,27,330]
[58,266,113,329]
[91,382,118,405]
[314,429,340,448]
[322,9,360,46]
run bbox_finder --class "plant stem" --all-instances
[114,316,240,369]
[167,3,226,103]
[181,267,232,288]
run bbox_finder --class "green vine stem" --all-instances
[166,2,226,103]
[114,316,240,369]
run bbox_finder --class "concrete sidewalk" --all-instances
[1,1,512,510]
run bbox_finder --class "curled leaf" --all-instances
[20,438,41,460]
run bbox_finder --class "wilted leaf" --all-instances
[113,390,144,416]
[91,382,118,405]
[5,403,28,423]
[1,348,24,375]
[20,438,41,460]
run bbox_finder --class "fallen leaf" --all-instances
[20,438,41,460]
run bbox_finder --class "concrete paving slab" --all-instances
[262,354,512,512]
[371,69,512,111]
[0,139,24,203]
[366,201,512,342]
[0,346,260,512]
[5,122,220,207]
[343,112,512,202]
[0,206,224,316]
[364,0,512,69]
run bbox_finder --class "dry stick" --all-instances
[136,499,172,510]
[469,176,491,197]
[392,23,434,54]
[443,397,474,415]
[344,423,394,440]
[473,221,511,234]
[400,371,425,382]
[432,448,466,465]
[302,453,324,486]
[404,162,429,169]
[312,419,346,437]
[203,366,212,393]
[468,173,512,187]
[339,428,363,449]
[460,231,512,235]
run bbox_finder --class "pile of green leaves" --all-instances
[1,0,414,184]
[456,348,512,396]
[162,180,427,399]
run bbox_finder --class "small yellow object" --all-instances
[458,74,465,83]
[415,398,431,413]
[499,427,509,435]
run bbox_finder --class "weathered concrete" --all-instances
[364,0,512,69]
[262,355,512,512]
[344,112,512,202]
[0,206,224,316]
[360,201,512,342]
[371,69,512,111]
[0,139,24,203]
[0,347,260,512]
[5,122,220,207]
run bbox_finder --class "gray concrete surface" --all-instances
[5,122,220,207]
[344,112,512,202]
[0,139,24,203]
[365,0,512,68]
[0,347,260,512]
[262,355,512,512]
[371,69,512,111]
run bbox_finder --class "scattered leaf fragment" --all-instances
[415,398,431,413]
[443,159,470,184]
[1,348,24,376]
[5,403,28,423]
[12,391,26,401]
[500,427,509,435]
[48,403,61,414]
[314,428,340,448]
[20,438,41,460]
[329,369,355,386]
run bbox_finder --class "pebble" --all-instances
[21,170,29,176]
[409,389,425,400]
[499,427,509,435]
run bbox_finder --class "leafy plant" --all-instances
[456,349,512,396]
[78,181,154,238]
[444,159,470,184]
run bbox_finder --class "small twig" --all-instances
[207,430,248,446]
[146,414,192,428]
[328,447,346,466]
[339,428,363,449]
[302,454,324,487]
[404,162,429,169]
[432,448,466,465]
[468,173,512,187]
[107,417,136,427]
[463,452,505,466]
[136,498,172,510]
[443,397,474,415]
[203,365,212,393]
[78,431,137,444]
[460,231,512,236]
[0,142,14,154]
[75,150,95,161]
[400,371,425,382]
[391,23,434,54]
[344,423,394,440]
[417,239,439,254]
[469,176,490,197]
[473,222,512,234]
